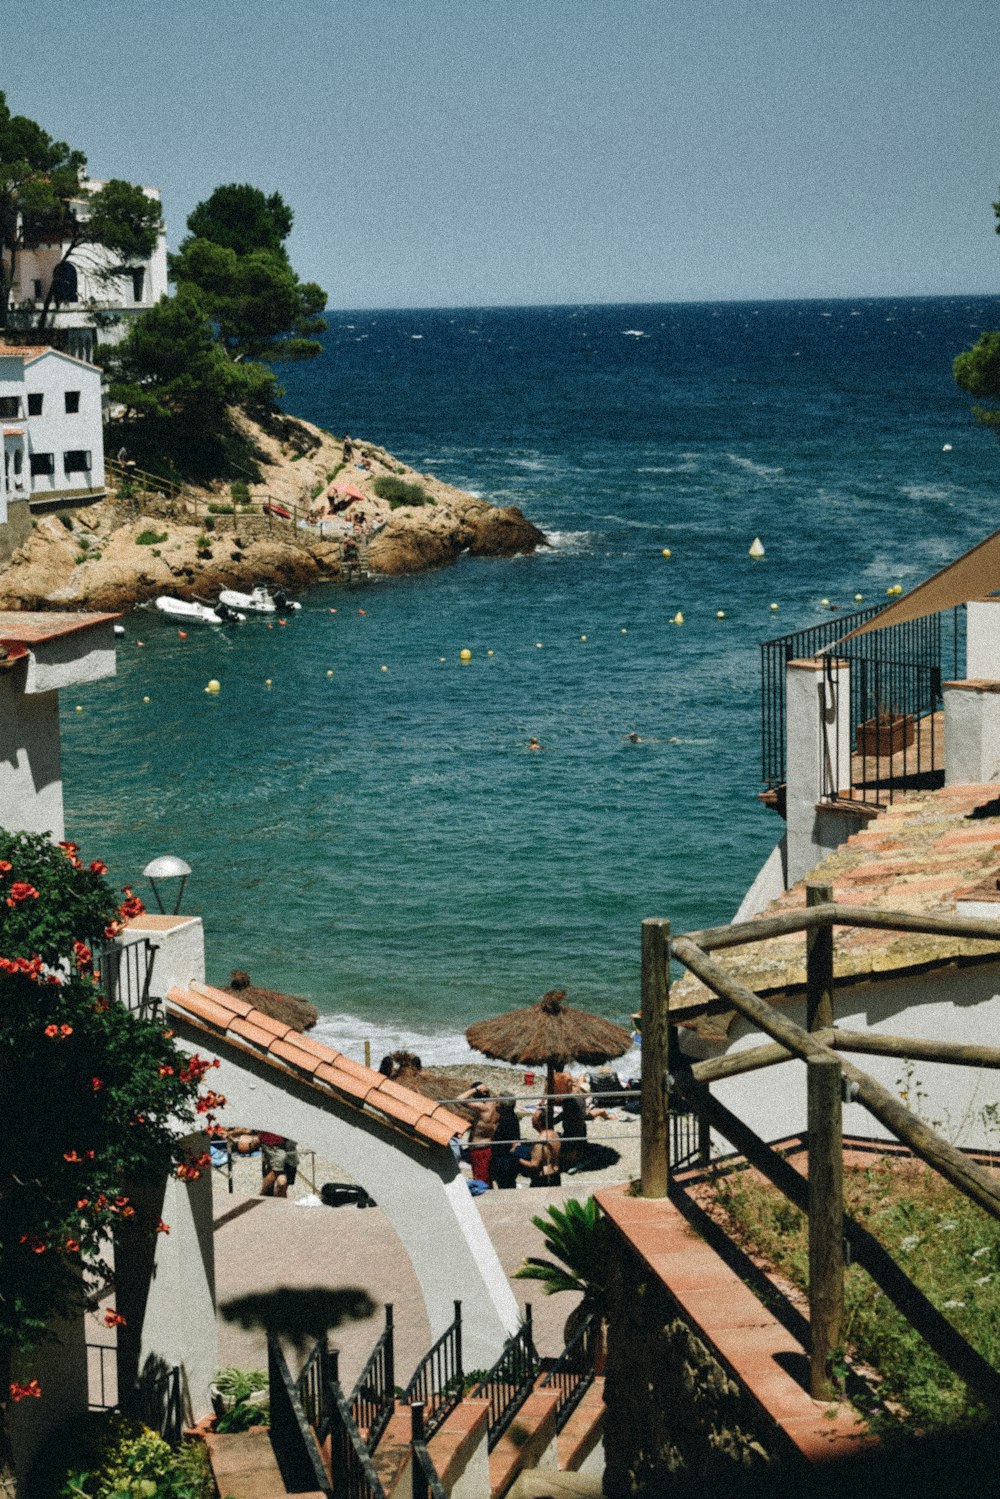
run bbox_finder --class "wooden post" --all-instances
[806,883,833,1032]
[807,1053,844,1398]
[640,918,670,1197]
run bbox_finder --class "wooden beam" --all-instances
[806,883,834,1032]
[832,903,1000,942]
[670,935,1000,1220]
[689,1035,828,1085]
[831,1029,1000,1069]
[640,918,670,1198]
[807,1055,844,1399]
[676,905,833,953]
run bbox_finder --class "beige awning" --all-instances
[834,524,1000,646]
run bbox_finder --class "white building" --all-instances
[0,344,105,520]
[6,179,168,363]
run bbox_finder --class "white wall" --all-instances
[0,668,64,840]
[23,349,105,498]
[168,1023,521,1374]
[705,962,1000,1151]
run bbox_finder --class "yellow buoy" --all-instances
[265,678,273,687]
[205,679,221,695]
[143,695,150,704]
[769,602,779,612]
[854,593,863,603]
[820,598,830,608]
[749,537,765,559]
[439,656,446,663]
[716,610,726,620]
[672,611,684,625]
[487,649,494,657]
[535,642,543,649]
[662,548,671,558]
[580,634,587,642]
[326,669,333,678]
[621,628,628,635]
[380,665,388,673]
[459,648,472,662]
[75,704,83,713]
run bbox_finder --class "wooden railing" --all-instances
[469,1305,539,1451]
[639,895,1000,1403]
[402,1301,463,1440]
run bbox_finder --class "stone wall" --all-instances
[603,1231,774,1496]
[0,496,32,564]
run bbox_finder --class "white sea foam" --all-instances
[541,530,596,554]
[725,453,785,480]
[506,457,548,472]
[622,329,646,337]
[898,483,955,503]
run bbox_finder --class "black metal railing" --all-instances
[267,1335,333,1496]
[669,1106,710,1171]
[327,1350,387,1499]
[541,1309,599,1432]
[350,1304,396,1453]
[760,604,962,793]
[402,1301,463,1441]
[410,1402,448,1499]
[469,1306,539,1452]
[87,936,158,1018]
[821,657,944,808]
[296,1336,333,1444]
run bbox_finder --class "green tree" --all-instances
[0,94,162,334]
[513,1197,610,1315]
[170,183,326,363]
[953,187,1000,433]
[0,832,223,1494]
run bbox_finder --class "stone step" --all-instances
[555,1375,605,1474]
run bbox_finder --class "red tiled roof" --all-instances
[166,981,466,1150]
[0,611,121,644]
[0,344,99,370]
[675,783,1000,1040]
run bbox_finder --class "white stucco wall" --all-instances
[0,668,64,839]
[944,680,1000,786]
[702,961,1000,1151]
[120,915,206,1000]
[25,616,117,693]
[168,1024,520,1375]
[732,837,787,922]
[965,599,1000,682]
[22,348,105,499]
[785,659,854,887]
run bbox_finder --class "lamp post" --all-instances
[143,855,192,915]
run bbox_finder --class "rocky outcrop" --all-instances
[0,412,547,611]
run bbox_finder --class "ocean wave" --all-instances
[593,513,664,531]
[725,453,785,480]
[541,530,596,554]
[505,457,549,472]
[898,483,956,503]
[636,460,700,474]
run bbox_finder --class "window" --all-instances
[63,450,91,474]
[33,279,42,301]
[64,390,80,414]
[30,452,55,476]
[0,396,20,419]
[27,393,43,416]
[131,267,145,302]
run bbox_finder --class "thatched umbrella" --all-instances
[465,989,632,1107]
[224,970,319,1033]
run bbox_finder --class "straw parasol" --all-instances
[465,989,632,1105]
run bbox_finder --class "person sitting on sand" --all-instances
[259,1131,298,1198]
[490,1097,522,1190]
[516,1110,561,1187]
[552,1073,588,1169]
[457,1083,499,1186]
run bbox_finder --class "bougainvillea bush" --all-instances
[0,832,224,1425]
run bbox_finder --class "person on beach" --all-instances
[457,1083,499,1185]
[490,1097,522,1189]
[259,1131,298,1197]
[553,1072,588,1169]
[342,434,354,462]
[516,1109,561,1187]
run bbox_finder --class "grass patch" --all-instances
[373,475,430,508]
[135,529,168,546]
[710,1155,1000,1432]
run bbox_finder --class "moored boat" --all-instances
[154,596,246,625]
[218,584,301,614]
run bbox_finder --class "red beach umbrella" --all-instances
[328,481,367,503]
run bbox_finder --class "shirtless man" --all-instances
[517,1109,561,1187]
[458,1084,499,1186]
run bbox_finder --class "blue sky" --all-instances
[12,0,1000,308]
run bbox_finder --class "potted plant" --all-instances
[208,1365,268,1420]
[855,708,915,757]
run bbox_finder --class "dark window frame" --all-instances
[0,395,21,419]
[27,393,43,416]
[29,452,55,476]
[64,390,81,414]
[63,449,92,474]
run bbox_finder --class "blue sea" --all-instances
[62,297,1000,1063]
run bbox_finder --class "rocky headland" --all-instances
[0,412,546,612]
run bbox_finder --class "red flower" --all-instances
[104,920,121,940]
[156,1219,170,1234]
[6,881,39,907]
[72,941,92,969]
[91,1076,105,1091]
[61,1023,72,1037]
[162,1029,174,1040]
[89,860,108,875]
[58,841,79,856]
[9,1379,41,1402]
[63,1150,82,1163]
[0,859,11,874]
[76,1198,90,1210]
[44,1024,59,1038]
[157,1065,174,1078]
[103,1309,126,1328]
[19,1234,45,1254]
[64,1238,80,1253]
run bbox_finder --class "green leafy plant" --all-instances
[230,480,250,506]
[513,1196,609,1315]
[216,1401,269,1434]
[135,530,167,547]
[59,1418,213,1497]
[207,501,235,515]
[211,1365,267,1403]
[372,476,429,508]
[78,536,90,550]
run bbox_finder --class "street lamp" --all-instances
[143,855,192,914]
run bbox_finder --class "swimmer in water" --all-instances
[527,736,542,751]
[626,731,641,743]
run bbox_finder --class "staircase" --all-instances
[202,1302,605,1499]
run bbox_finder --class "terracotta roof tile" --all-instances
[165,985,466,1149]
[674,782,1000,1040]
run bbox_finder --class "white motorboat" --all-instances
[154,596,246,625]
[218,584,302,614]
